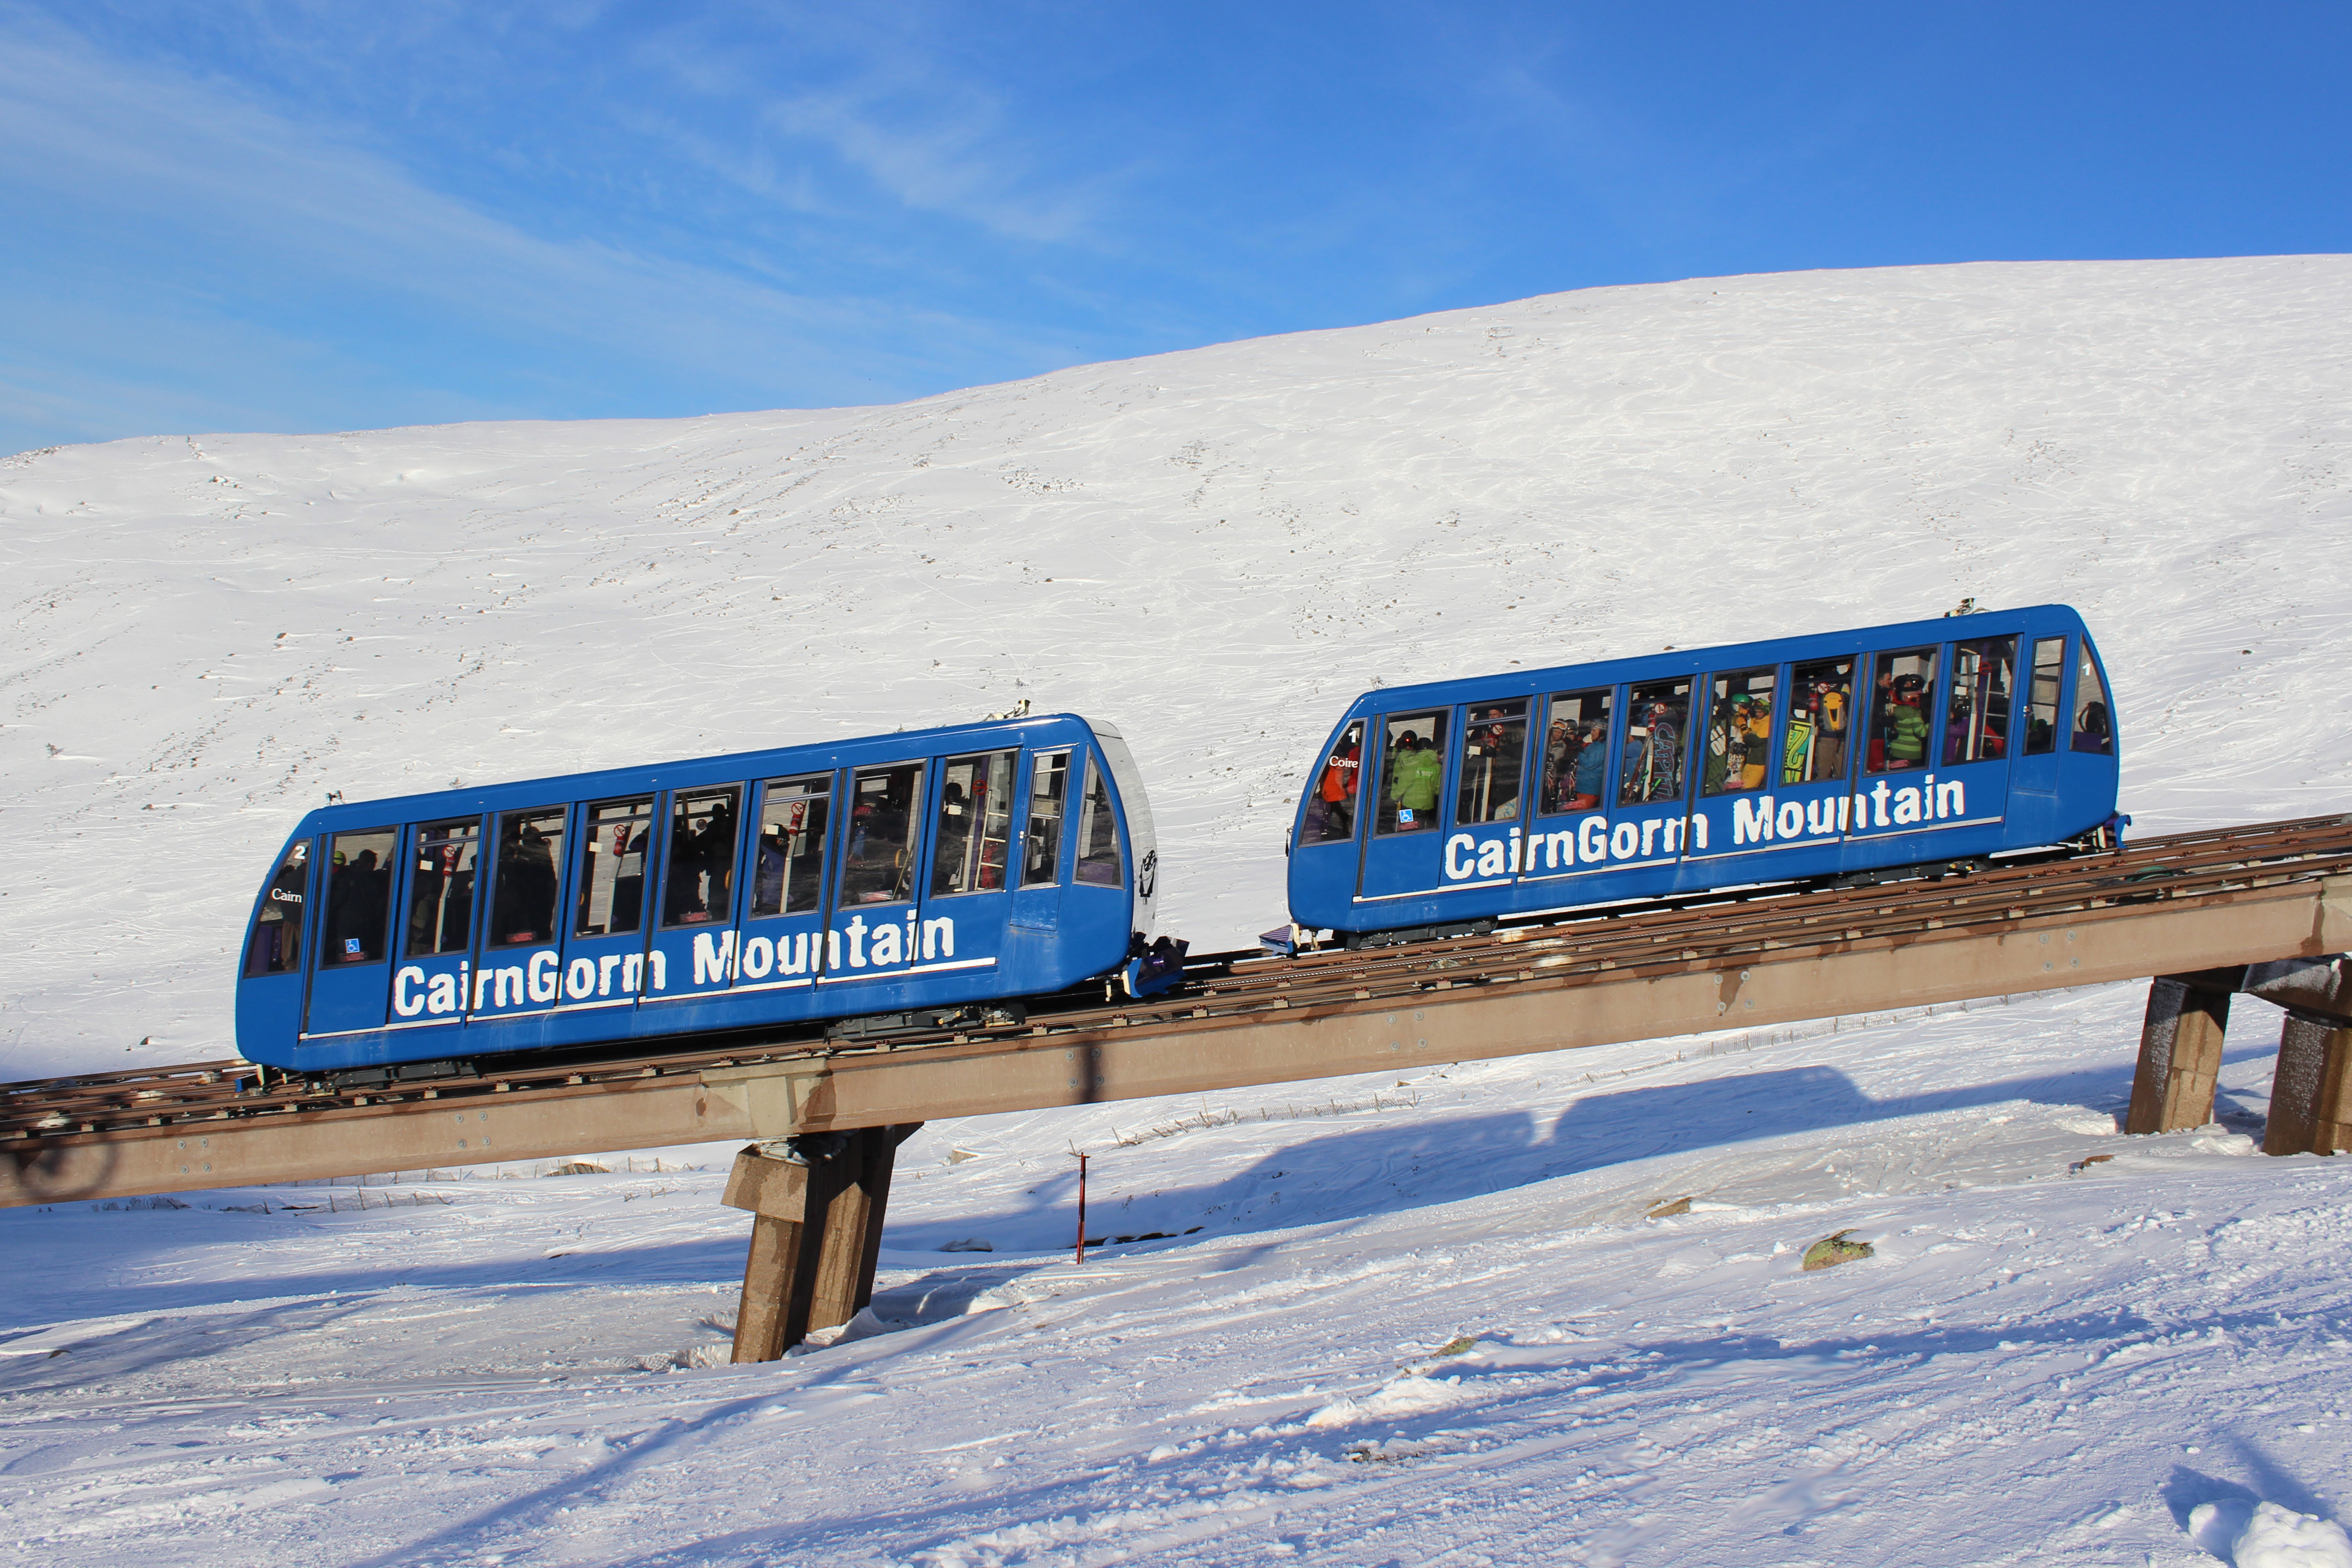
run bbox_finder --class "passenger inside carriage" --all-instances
[1618,681,1689,806]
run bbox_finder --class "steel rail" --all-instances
[5,815,2348,1206]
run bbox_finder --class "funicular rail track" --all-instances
[7,814,2351,1207]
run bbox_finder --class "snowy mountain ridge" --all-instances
[4,254,2348,1079]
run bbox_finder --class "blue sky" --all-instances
[2,1,2346,457]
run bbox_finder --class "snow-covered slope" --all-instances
[3,255,2348,1078]
[7,258,2352,1566]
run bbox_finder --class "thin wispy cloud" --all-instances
[0,1,2343,457]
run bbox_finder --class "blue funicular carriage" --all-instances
[1286,605,2123,947]
[238,712,1178,1082]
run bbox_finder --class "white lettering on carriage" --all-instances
[528,951,559,1003]
[693,930,737,985]
[1445,834,1476,879]
[395,966,425,1017]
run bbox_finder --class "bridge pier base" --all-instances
[2264,1018,2352,1156]
[2126,974,2234,1134]
[722,1124,922,1362]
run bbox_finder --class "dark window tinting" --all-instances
[406,818,480,957]
[662,787,741,927]
[1786,658,1855,784]
[1022,752,1071,887]
[2073,644,2114,754]
[753,775,830,917]
[1075,761,1124,886]
[2025,637,2066,755]
[1944,637,2019,765]
[1700,667,1776,798]
[1865,646,1939,773]
[244,841,310,977]
[574,798,652,937]
[1619,681,1691,806]
[934,751,1016,895]
[490,807,566,946]
[845,765,922,904]
[1301,721,1366,845]
[1539,689,1612,814]
[1376,712,1445,834]
[324,828,396,965]
[1456,699,1529,824]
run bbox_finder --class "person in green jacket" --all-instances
[1387,730,1443,830]
[1883,674,1930,768]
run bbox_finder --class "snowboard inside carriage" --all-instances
[1286,604,2120,945]
[235,713,1173,1075]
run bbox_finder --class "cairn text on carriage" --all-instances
[389,911,963,1016]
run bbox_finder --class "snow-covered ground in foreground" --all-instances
[7,984,2352,1566]
[4,257,2352,1564]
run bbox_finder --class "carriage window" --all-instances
[662,787,741,926]
[1375,711,1446,834]
[1539,688,1612,815]
[574,797,651,937]
[406,818,480,956]
[933,751,1016,896]
[1300,721,1366,845]
[324,828,396,966]
[1784,658,1854,784]
[1943,637,2018,765]
[1075,760,1125,886]
[2072,643,2114,754]
[1700,667,1776,797]
[752,775,830,917]
[844,765,922,904]
[489,807,566,946]
[1021,752,1070,887]
[2024,637,2065,755]
[1618,680,1691,806]
[1456,699,1529,825]
[244,841,309,977]
[1864,646,1939,773]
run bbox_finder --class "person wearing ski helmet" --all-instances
[1883,672,1930,768]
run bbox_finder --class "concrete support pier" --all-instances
[723,1124,922,1362]
[2264,1017,2352,1156]
[2125,958,2352,1152]
[2126,972,2237,1134]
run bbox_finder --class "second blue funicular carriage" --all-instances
[1287,605,2122,945]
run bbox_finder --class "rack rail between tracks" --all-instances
[6,815,2350,1209]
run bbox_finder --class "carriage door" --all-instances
[824,761,929,990]
[1012,750,1072,935]
[1932,635,2018,834]
[1357,709,1451,901]
[2009,635,2069,800]
[389,815,481,1030]
[1686,665,1790,862]
[1850,643,1944,841]
[471,804,570,1022]
[1439,698,1532,892]
[925,749,1018,975]
[561,795,655,1015]
[303,825,401,1038]
[647,785,747,1004]
[736,772,835,1000]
